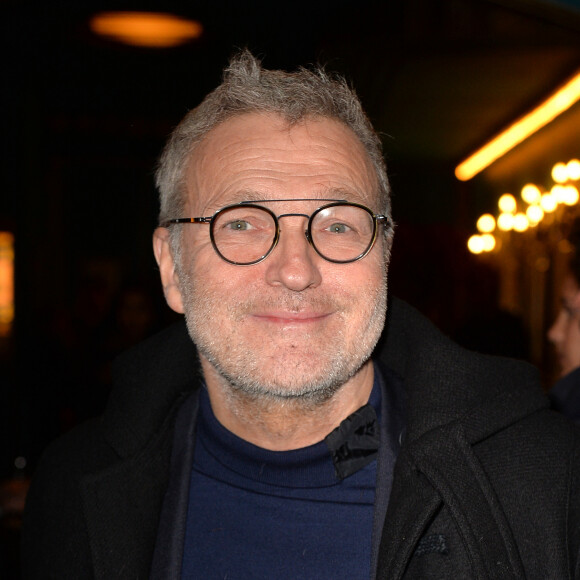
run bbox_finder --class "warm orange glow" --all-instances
[513,213,529,232]
[563,185,579,206]
[552,184,567,203]
[498,193,517,213]
[552,162,568,183]
[90,12,203,47]
[481,234,496,251]
[567,159,580,181]
[0,232,14,337]
[497,213,515,231]
[455,69,580,181]
[526,204,544,225]
[476,214,496,233]
[521,184,542,205]
[468,235,485,254]
[540,192,558,213]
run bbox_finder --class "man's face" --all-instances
[156,113,389,401]
[548,274,580,378]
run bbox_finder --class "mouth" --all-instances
[251,310,334,326]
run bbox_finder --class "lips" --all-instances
[252,311,332,324]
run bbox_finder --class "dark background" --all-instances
[0,2,579,573]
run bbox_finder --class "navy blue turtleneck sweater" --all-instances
[181,380,382,579]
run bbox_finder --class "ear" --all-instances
[153,227,185,314]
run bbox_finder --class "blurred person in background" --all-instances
[548,225,580,424]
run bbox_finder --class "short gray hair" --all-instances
[155,49,391,230]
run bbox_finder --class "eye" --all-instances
[225,219,253,231]
[326,222,351,234]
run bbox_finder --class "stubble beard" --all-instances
[177,261,388,411]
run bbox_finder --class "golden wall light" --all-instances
[552,162,569,183]
[563,185,580,206]
[513,213,529,232]
[526,204,544,225]
[552,184,567,203]
[521,184,542,205]
[497,212,515,231]
[476,214,496,233]
[498,193,517,213]
[468,235,485,254]
[90,12,203,47]
[455,69,580,181]
[0,232,14,338]
[568,159,580,181]
[481,234,496,252]
[540,192,558,213]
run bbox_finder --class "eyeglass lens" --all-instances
[210,204,376,265]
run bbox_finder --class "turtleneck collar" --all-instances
[196,374,381,488]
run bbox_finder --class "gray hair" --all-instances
[155,49,391,247]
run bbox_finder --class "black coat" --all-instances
[550,366,580,424]
[22,298,580,579]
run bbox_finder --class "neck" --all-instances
[200,358,375,451]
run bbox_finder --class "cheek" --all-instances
[328,261,387,322]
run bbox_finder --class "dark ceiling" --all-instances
[4,0,580,201]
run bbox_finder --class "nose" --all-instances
[264,220,322,291]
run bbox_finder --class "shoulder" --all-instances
[378,298,546,440]
[22,417,116,578]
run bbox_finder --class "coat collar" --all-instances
[102,321,200,458]
[374,298,548,578]
[377,296,547,444]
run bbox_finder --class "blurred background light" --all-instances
[0,232,14,338]
[568,159,580,181]
[513,212,529,232]
[90,12,203,48]
[467,234,484,254]
[540,192,558,212]
[498,193,517,213]
[551,184,567,203]
[526,204,544,225]
[455,69,580,181]
[497,212,515,231]
[552,162,569,183]
[476,213,496,233]
[481,233,496,251]
[563,184,579,205]
[521,183,542,204]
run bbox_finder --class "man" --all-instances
[23,51,580,579]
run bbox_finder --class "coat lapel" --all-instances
[78,322,199,578]
[377,421,527,579]
[80,410,176,579]
[376,449,442,578]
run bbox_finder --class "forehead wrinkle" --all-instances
[185,113,380,213]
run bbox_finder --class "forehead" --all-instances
[184,113,378,211]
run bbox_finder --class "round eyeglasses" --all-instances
[161,199,390,266]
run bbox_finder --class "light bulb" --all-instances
[498,193,517,213]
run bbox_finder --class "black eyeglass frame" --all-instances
[161,199,390,266]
